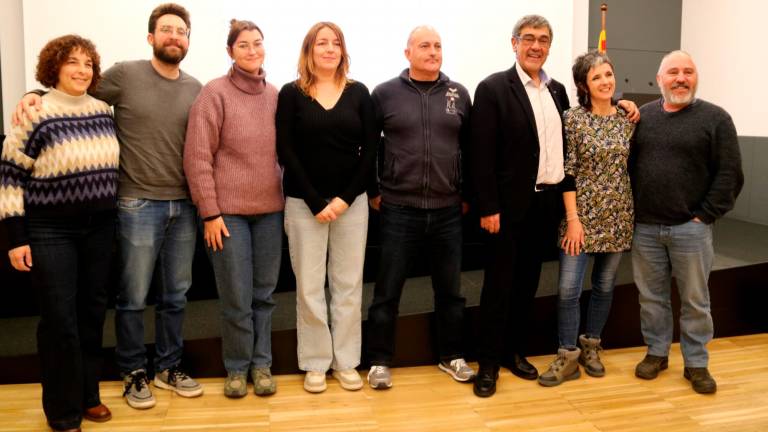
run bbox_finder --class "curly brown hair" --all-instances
[35,35,101,93]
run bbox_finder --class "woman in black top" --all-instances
[276,21,377,394]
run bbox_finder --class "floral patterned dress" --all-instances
[559,105,635,253]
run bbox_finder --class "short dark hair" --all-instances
[227,19,263,48]
[148,3,191,33]
[512,14,553,40]
[35,34,101,92]
[572,50,614,109]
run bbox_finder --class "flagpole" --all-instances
[600,3,607,53]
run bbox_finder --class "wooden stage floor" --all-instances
[1,334,767,431]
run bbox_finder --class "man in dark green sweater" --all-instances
[630,50,743,395]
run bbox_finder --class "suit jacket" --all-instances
[470,65,570,221]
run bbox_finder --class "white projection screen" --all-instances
[20,0,586,101]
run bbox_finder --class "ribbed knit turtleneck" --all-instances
[184,67,284,218]
[47,87,91,107]
[228,64,266,95]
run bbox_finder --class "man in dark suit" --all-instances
[470,15,636,397]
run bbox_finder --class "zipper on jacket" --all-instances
[421,81,439,208]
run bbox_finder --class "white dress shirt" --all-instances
[515,62,564,186]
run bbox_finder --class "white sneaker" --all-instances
[304,371,327,393]
[438,358,476,382]
[332,369,363,391]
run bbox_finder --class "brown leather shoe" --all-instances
[635,354,668,380]
[83,403,112,422]
[684,367,717,394]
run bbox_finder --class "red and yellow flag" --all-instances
[598,29,607,53]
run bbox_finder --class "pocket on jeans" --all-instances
[117,198,149,210]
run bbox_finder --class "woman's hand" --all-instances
[204,216,230,251]
[328,197,349,217]
[561,219,586,256]
[8,245,32,271]
[315,205,338,223]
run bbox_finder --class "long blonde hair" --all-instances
[296,22,350,96]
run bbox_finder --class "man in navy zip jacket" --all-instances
[365,26,475,389]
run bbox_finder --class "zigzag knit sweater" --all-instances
[0,88,120,247]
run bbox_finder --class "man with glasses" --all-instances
[14,2,203,409]
[469,14,637,397]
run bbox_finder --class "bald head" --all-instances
[656,50,698,111]
[407,25,440,48]
[658,50,695,75]
[405,25,442,81]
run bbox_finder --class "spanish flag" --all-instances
[598,29,607,53]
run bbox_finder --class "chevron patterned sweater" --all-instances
[0,88,119,248]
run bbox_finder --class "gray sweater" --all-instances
[369,69,470,209]
[631,98,743,225]
[94,60,202,200]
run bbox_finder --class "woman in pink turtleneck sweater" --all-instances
[183,19,283,399]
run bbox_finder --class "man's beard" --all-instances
[153,42,187,65]
[662,82,697,106]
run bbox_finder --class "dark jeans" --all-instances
[27,212,115,430]
[367,202,466,366]
[477,189,561,366]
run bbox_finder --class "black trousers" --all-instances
[28,212,115,430]
[476,189,561,365]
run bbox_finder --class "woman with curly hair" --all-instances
[0,35,119,431]
[276,22,377,393]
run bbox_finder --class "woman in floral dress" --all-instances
[538,51,636,387]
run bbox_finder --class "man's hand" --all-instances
[369,195,382,211]
[617,99,640,123]
[8,245,32,271]
[12,93,43,126]
[480,213,500,234]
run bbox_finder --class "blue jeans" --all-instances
[27,212,114,430]
[366,202,466,366]
[205,213,282,373]
[632,221,714,367]
[558,251,623,349]
[114,198,197,373]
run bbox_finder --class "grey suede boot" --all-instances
[579,335,606,377]
[538,348,581,387]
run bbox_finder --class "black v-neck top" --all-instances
[276,81,378,214]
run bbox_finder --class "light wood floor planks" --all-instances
[1,334,767,431]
